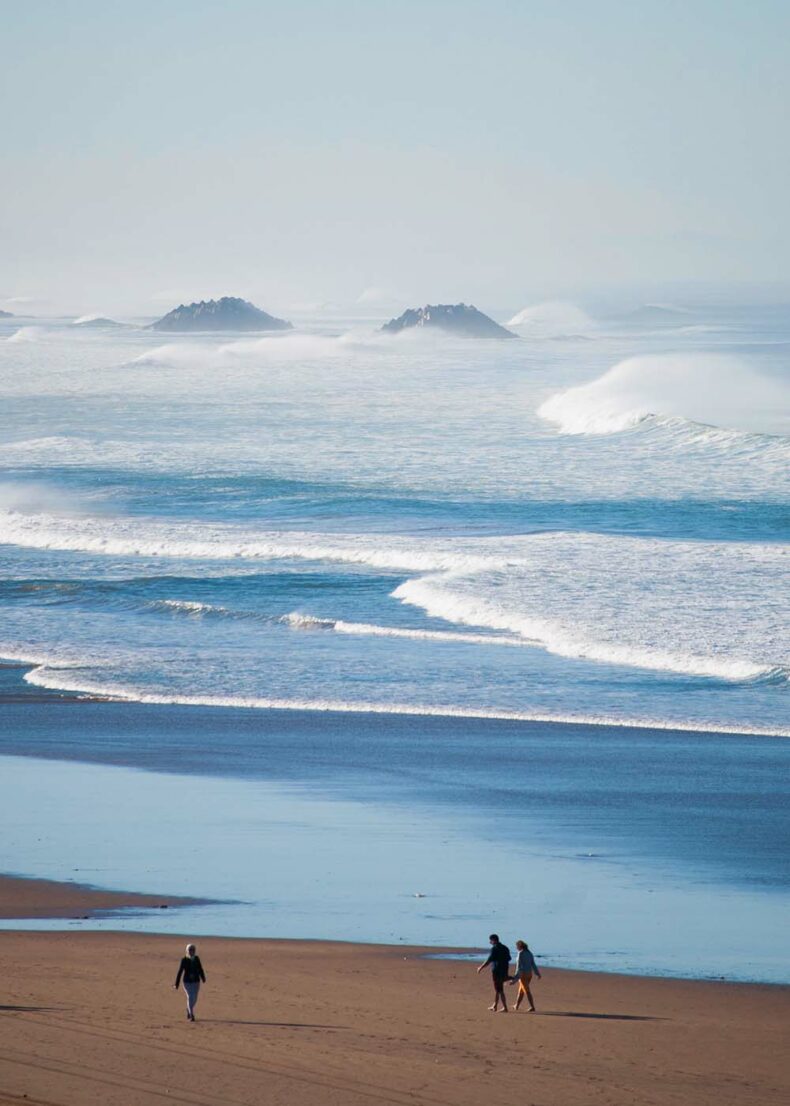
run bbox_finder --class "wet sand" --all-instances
[0,874,200,919]
[0,879,787,1105]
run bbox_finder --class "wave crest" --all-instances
[7,326,40,343]
[507,301,595,336]
[1,510,785,688]
[15,658,789,737]
[282,611,524,647]
[538,353,790,438]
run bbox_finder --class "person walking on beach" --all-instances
[174,943,206,1021]
[510,939,541,1011]
[477,933,511,1012]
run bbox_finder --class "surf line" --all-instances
[17,661,790,740]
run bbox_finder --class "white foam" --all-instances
[538,353,790,438]
[393,576,774,681]
[282,611,524,647]
[0,510,785,687]
[150,599,229,615]
[392,532,788,685]
[0,436,184,471]
[281,612,335,629]
[17,661,790,738]
[0,509,495,573]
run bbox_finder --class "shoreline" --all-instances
[0,871,784,990]
[0,873,209,921]
[3,655,787,739]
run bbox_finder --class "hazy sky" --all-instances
[2,0,788,315]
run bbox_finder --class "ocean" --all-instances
[1,299,788,980]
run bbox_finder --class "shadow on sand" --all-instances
[538,1011,662,1021]
[0,1004,62,1013]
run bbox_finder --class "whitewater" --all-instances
[0,300,788,737]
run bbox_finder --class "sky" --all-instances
[1,0,789,316]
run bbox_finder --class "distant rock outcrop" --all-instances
[382,303,515,339]
[150,297,292,332]
[0,310,14,318]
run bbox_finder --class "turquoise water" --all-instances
[0,300,788,978]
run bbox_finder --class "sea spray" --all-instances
[507,300,595,336]
[538,352,790,437]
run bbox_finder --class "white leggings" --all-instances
[183,980,200,1016]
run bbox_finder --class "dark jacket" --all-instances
[175,955,206,987]
[484,942,511,977]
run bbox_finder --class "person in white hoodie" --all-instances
[510,940,541,1011]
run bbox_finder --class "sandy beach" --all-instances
[0,877,788,1106]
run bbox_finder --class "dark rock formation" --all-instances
[150,297,292,332]
[382,303,515,339]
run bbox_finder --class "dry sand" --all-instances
[0,877,787,1106]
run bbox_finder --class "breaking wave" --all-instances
[392,576,785,683]
[15,657,789,737]
[0,506,785,688]
[0,508,494,573]
[7,327,41,343]
[281,611,524,647]
[148,603,523,647]
[147,598,234,617]
[507,301,595,337]
[538,353,790,439]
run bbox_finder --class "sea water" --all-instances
[0,300,788,979]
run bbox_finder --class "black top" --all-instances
[175,955,206,986]
[484,942,511,976]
